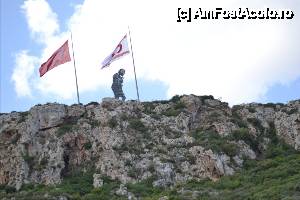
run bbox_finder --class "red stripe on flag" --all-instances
[112,51,130,60]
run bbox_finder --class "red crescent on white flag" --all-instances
[112,44,123,58]
[116,44,122,53]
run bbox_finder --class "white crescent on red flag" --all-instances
[39,40,71,77]
[101,35,130,69]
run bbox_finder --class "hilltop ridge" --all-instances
[0,95,299,199]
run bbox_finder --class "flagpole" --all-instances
[128,26,140,102]
[70,32,80,104]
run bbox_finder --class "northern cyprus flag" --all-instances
[101,35,130,69]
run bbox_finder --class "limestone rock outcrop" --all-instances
[0,95,299,190]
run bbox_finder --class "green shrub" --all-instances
[222,143,239,157]
[285,108,298,115]
[84,142,92,150]
[143,102,156,115]
[56,117,79,137]
[0,184,5,191]
[215,176,241,190]
[264,103,277,109]
[190,130,239,157]
[247,107,256,113]
[87,176,120,199]
[186,153,196,164]
[170,95,181,103]
[174,101,185,110]
[161,99,185,117]
[208,111,221,121]
[295,182,300,192]
[18,111,29,123]
[265,122,278,144]
[11,133,21,144]
[247,118,264,133]
[148,163,155,173]
[21,183,35,191]
[201,95,214,101]
[40,157,48,165]
[127,167,138,178]
[264,122,297,158]
[150,113,161,120]
[164,127,182,139]
[55,170,94,196]
[0,185,16,193]
[231,118,248,128]
[22,153,34,168]
[231,112,248,128]
[86,102,99,106]
[162,108,181,117]
[265,141,297,159]
[126,178,163,198]
[108,117,118,129]
[243,158,257,170]
[232,105,242,112]
[120,113,129,121]
[113,143,130,152]
[57,124,74,137]
[152,100,169,104]
[230,128,259,151]
[129,119,147,132]
[35,157,48,170]
[90,120,101,129]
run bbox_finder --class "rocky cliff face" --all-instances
[0,95,299,192]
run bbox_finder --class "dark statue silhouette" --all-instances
[112,69,126,101]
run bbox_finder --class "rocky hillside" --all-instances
[0,95,299,199]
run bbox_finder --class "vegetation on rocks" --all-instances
[129,118,147,132]
[56,117,79,137]
[57,124,74,137]
[190,129,239,157]
[84,142,92,150]
[2,150,299,199]
[182,153,300,200]
[0,95,299,199]
[18,111,29,123]
[108,116,118,129]
[162,101,186,117]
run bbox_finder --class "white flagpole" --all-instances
[70,32,80,104]
[128,26,140,102]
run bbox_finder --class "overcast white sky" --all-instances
[9,0,300,106]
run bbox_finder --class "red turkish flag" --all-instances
[39,40,71,77]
